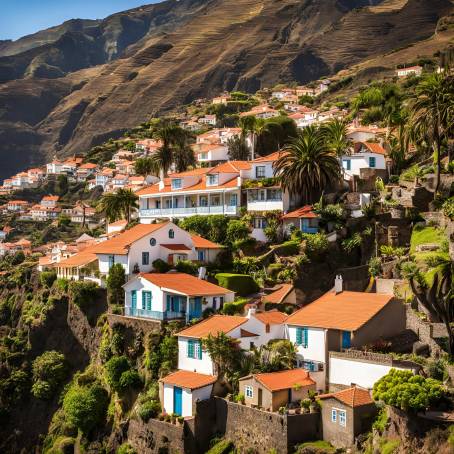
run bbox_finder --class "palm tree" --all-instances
[386,124,409,175]
[409,73,454,193]
[173,141,196,173]
[239,115,266,160]
[134,157,155,177]
[227,135,250,161]
[320,118,352,157]
[273,126,341,204]
[97,188,138,223]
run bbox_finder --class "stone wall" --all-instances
[337,265,370,292]
[107,313,162,335]
[127,418,186,454]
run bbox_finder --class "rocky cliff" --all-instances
[0,0,453,180]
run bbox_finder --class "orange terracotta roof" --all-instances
[282,205,318,219]
[160,370,217,390]
[254,310,288,325]
[253,151,285,163]
[140,273,232,297]
[79,163,97,169]
[246,369,315,392]
[169,167,213,177]
[318,386,373,408]
[38,256,53,266]
[286,291,394,331]
[177,315,246,339]
[190,234,222,249]
[208,161,251,173]
[262,284,294,304]
[108,219,128,227]
[57,248,98,268]
[160,244,192,251]
[361,142,386,155]
[42,195,59,201]
[91,222,169,255]
[8,200,28,205]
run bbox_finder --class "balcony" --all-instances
[125,307,186,320]
[140,205,239,218]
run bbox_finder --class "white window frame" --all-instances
[194,341,202,359]
[338,409,347,427]
[207,174,219,186]
[245,385,253,398]
[171,178,182,189]
[331,408,337,423]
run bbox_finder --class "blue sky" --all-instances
[0,1,160,41]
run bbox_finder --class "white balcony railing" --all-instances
[140,205,239,217]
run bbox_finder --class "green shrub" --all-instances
[119,370,142,391]
[226,220,250,244]
[175,259,198,275]
[68,281,98,309]
[107,263,126,306]
[276,240,300,256]
[137,400,161,422]
[215,273,259,296]
[40,271,57,288]
[302,233,329,259]
[152,259,171,273]
[104,356,130,392]
[63,382,108,434]
[205,439,234,454]
[222,298,249,315]
[373,369,444,411]
[31,351,67,400]
[368,257,382,277]
[117,443,136,454]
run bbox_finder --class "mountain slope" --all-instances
[0,0,453,181]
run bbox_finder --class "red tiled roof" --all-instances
[191,234,223,249]
[253,151,286,163]
[318,386,373,408]
[160,370,217,390]
[282,205,318,219]
[177,315,246,339]
[360,142,386,155]
[208,161,251,173]
[140,273,233,297]
[244,369,315,392]
[286,291,394,331]
[253,310,287,325]
[262,284,294,304]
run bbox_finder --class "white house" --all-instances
[289,109,318,128]
[285,277,406,390]
[123,272,235,322]
[159,370,216,417]
[137,163,249,221]
[240,105,279,120]
[46,161,64,175]
[396,66,423,78]
[193,143,229,165]
[198,115,217,126]
[346,125,387,144]
[341,142,387,181]
[282,206,320,234]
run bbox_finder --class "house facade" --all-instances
[341,142,387,181]
[282,206,320,234]
[123,272,234,322]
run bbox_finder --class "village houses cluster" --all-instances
[0,84,415,448]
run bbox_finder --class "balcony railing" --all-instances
[125,307,186,320]
[140,205,239,217]
[301,227,318,234]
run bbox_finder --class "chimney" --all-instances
[247,306,257,318]
[334,275,343,294]
[198,266,207,280]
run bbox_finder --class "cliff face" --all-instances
[0,0,453,180]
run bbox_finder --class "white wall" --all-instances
[342,152,386,179]
[178,337,214,375]
[124,277,165,312]
[329,357,418,390]
[287,325,326,363]
[162,383,213,417]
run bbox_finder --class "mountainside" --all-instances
[0,0,453,180]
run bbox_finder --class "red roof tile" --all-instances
[160,370,217,390]
[318,386,374,408]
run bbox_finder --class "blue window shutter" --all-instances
[296,327,303,345]
[198,341,202,359]
[302,328,309,348]
[174,297,180,313]
[187,340,194,358]
[369,157,376,168]
[131,291,137,305]
[166,295,171,312]
[142,291,146,309]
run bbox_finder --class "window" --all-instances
[369,157,376,168]
[267,189,282,201]
[295,327,308,348]
[331,409,337,423]
[265,323,270,334]
[187,339,202,359]
[253,218,267,229]
[343,159,351,171]
[256,166,266,178]
[245,385,253,398]
[169,229,175,239]
[171,178,182,189]
[150,238,156,246]
[142,252,149,265]
[339,410,346,427]
[131,290,137,307]
[198,250,206,262]
[166,295,180,312]
[200,196,208,207]
[303,361,316,372]
[342,331,351,349]
[199,152,208,160]
[207,174,219,186]
[108,255,115,268]
[142,291,152,311]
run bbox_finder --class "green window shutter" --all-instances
[142,291,146,310]
[187,340,194,358]
[166,295,171,312]
[197,341,202,359]
[302,328,308,348]
[296,327,303,345]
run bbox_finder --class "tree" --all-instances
[63,382,108,434]
[107,263,126,306]
[227,135,250,161]
[273,126,341,204]
[409,73,454,192]
[31,351,67,400]
[104,355,130,392]
[226,220,250,244]
[56,175,68,195]
[373,369,444,412]
[134,157,155,176]
[320,118,352,157]
[97,188,138,223]
[239,115,266,160]
[203,332,242,379]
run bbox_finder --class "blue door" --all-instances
[342,331,351,349]
[131,291,137,316]
[174,386,183,415]
[189,297,202,319]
